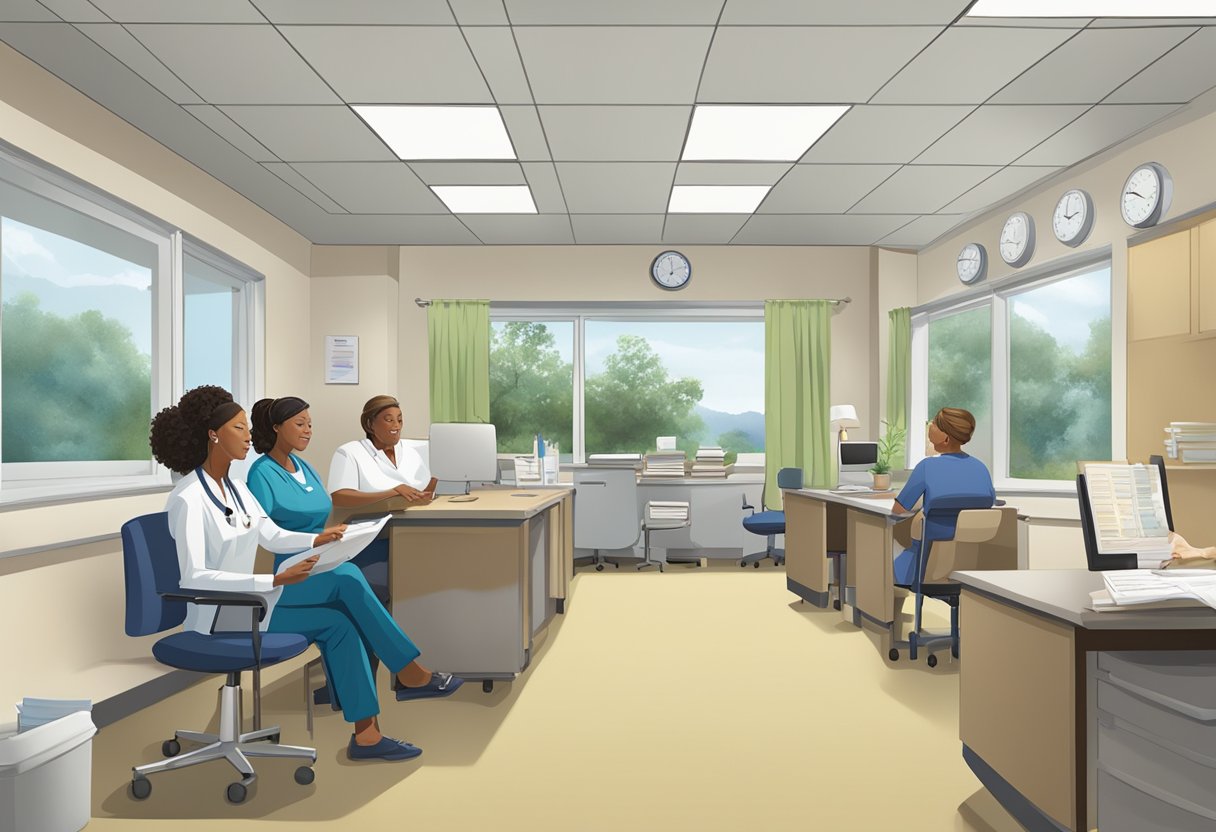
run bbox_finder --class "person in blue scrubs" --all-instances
[245,396,463,762]
[890,407,995,586]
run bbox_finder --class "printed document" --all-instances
[275,515,391,576]
[1083,463,1172,566]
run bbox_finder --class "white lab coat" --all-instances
[328,438,430,493]
[165,473,315,634]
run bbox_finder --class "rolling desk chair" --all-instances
[121,513,316,804]
[740,467,803,568]
[574,467,641,571]
[888,496,1018,667]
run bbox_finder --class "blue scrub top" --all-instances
[896,452,995,536]
[246,454,332,568]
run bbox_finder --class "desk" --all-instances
[784,489,907,630]
[952,570,1216,832]
[635,476,765,560]
[341,488,573,692]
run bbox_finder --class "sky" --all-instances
[1009,266,1111,353]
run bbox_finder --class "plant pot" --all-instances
[872,473,891,491]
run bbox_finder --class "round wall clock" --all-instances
[956,243,987,285]
[1052,188,1095,247]
[651,250,691,290]
[1121,162,1172,229]
[999,211,1035,268]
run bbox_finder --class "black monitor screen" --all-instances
[839,442,878,466]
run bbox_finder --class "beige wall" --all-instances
[396,245,879,440]
[0,44,313,710]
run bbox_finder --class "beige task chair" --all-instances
[889,500,1019,667]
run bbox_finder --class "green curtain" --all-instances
[428,299,490,423]
[886,307,911,462]
[764,300,832,507]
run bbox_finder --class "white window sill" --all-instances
[0,480,171,511]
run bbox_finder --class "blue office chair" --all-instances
[740,467,803,568]
[887,494,1014,667]
[121,513,316,804]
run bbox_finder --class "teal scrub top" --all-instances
[246,454,332,568]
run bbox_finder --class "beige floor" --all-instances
[87,563,1022,831]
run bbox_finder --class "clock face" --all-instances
[956,243,986,285]
[999,211,1035,268]
[651,250,691,290]
[1121,162,1172,228]
[1052,189,1094,247]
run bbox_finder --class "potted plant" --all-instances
[870,421,905,491]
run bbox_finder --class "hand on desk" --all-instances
[394,484,433,503]
[1168,531,1216,560]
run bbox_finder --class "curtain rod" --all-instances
[415,297,851,308]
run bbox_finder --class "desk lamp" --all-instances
[829,405,860,442]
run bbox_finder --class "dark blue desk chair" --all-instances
[121,513,316,804]
[888,495,1016,667]
[740,467,803,568]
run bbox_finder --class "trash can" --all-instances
[0,710,96,832]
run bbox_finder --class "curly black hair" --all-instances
[149,385,234,475]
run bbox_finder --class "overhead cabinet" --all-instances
[1129,219,1216,341]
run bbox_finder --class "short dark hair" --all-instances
[250,396,309,454]
[149,385,235,475]
[360,395,400,441]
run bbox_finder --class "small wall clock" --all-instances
[1052,188,1095,247]
[956,243,987,285]
[1121,162,1172,229]
[651,250,691,290]
[999,211,1035,268]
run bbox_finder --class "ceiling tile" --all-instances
[1105,28,1216,104]
[251,0,455,24]
[540,106,691,161]
[500,106,551,161]
[733,214,916,245]
[449,0,510,25]
[939,165,1060,214]
[1087,18,1216,28]
[88,0,263,22]
[871,27,1076,104]
[76,23,203,104]
[663,214,752,243]
[183,105,277,161]
[126,24,338,103]
[221,105,395,161]
[719,0,967,24]
[914,105,1086,165]
[409,162,527,185]
[759,165,900,213]
[262,163,349,212]
[674,162,791,185]
[555,163,677,213]
[699,27,940,103]
[876,214,965,248]
[800,105,973,163]
[514,27,711,104]
[571,214,664,244]
[504,0,723,24]
[0,1,67,21]
[521,162,568,212]
[462,27,532,105]
[990,27,1194,104]
[460,214,575,244]
[32,0,107,21]
[1015,104,1180,166]
[291,162,447,213]
[279,26,491,104]
[850,165,999,213]
[305,215,480,245]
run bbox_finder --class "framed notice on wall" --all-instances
[325,335,359,384]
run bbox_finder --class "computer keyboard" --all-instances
[834,485,871,493]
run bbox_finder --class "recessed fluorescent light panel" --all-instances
[682,105,850,161]
[353,105,516,160]
[967,0,1216,15]
[431,185,537,214]
[668,185,771,213]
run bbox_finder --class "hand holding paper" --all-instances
[275,515,392,577]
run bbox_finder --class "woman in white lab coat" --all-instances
[151,386,457,763]
[328,394,437,507]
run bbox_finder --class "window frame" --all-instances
[490,303,765,464]
[910,254,1118,492]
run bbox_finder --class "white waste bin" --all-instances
[0,711,96,832]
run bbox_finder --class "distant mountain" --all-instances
[693,405,764,450]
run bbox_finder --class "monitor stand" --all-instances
[448,481,479,502]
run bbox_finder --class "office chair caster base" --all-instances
[927,654,938,668]
[294,765,315,786]
[162,739,181,758]
[482,680,494,693]
[595,564,604,571]
[130,775,151,800]
[226,778,252,805]
[888,648,899,662]
[753,562,760,568]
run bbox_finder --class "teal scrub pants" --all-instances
[267,562,420,723]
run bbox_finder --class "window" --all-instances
[912,260,1112,486]
[490,310,764,464]
[0,146,261,502]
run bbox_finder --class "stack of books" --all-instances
[1163,422,1216,463]
[587,453,642,467]
[690,446,728,478]
[647,501,690,523]
[643,450,687,478]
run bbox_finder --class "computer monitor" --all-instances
[428,423,498,498]
[838,440,878,486]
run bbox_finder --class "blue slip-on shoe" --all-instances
[395,671,465,702]
[346,735,422,762]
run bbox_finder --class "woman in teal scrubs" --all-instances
[245,396,463,762]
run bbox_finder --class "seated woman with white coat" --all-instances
[328,394,437,508]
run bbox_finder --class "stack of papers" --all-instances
[587,453,641,467]
[514,455,541,482]
[276,516,392,576]
[1092,569,1216,613]
[643,451,686,478]
[1082,463,1172,567]
[691,446,728,478]
[1164,422,1216,463]
[648,501,689,522]
[15,698,92,733]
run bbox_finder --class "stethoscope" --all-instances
[195,467,252,529]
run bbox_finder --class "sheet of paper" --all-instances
[1083,463,1172,563]
[275,515,391,575]
[324,335,359,384]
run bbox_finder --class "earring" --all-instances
[212,435,219,444]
